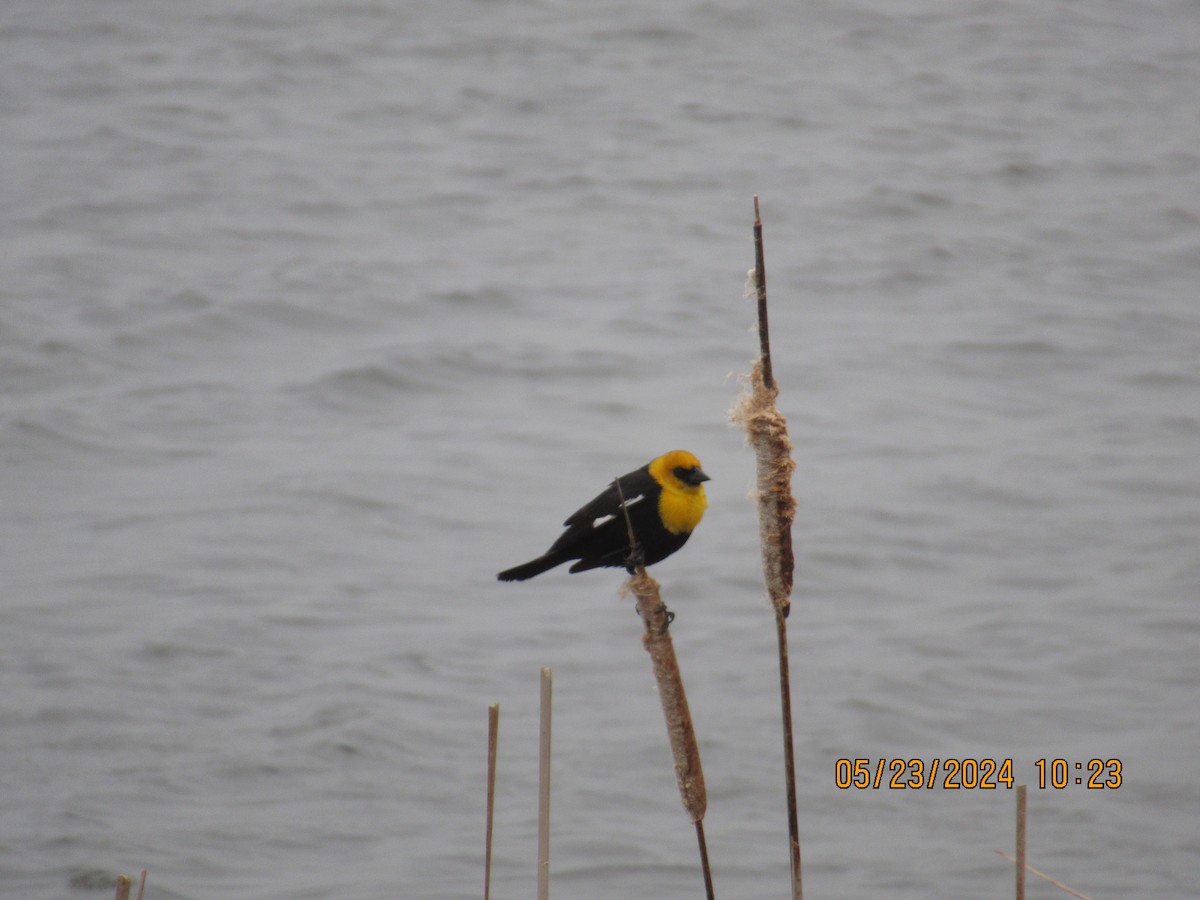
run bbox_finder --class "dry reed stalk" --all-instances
[537,668,552,900]
[729,196,802,900]
[625,569,714,899]
[134,869,147,900]
[626,570,708,825]
[615,479,714,898]
[113,874,131,900]
[1016,784,1027,900]
[485,703,499,900]
[994,850,1093,900]
[731,199,797,617]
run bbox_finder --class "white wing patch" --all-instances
[593,492,645,529]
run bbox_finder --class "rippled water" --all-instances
[3,1,1199,897]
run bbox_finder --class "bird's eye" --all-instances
[673,466,693,480]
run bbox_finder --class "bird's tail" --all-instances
[497,552,566,582]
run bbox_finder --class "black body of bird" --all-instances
[497,450,710,581]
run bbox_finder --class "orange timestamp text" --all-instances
[834,758,1123,790]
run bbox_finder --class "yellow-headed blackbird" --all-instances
[497,450,710,581]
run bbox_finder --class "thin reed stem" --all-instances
[134,870,147,900]
[537,668,552,900]
[994,850,1093,900]
[695,821,715,900]
[113,875,131,900]
[775,609,801,896]
[1016,784,1027,900]
[753,195,774,391]
[485,703,499,900]
[731,196,802,899]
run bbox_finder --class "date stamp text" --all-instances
[833,758,1123,790]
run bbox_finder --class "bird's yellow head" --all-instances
[649,450,710,534]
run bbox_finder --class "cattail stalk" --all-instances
[729,196,802,899]
[733,197,797,616]
[537,668,552,900]
[626,571,708,823]
[616,481,714,899]
[1015,784,1027,900]
[484,703,499,900]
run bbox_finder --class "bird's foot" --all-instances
[622,542,645,574]
[637,602,674,635]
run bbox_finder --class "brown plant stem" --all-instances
[484,703,499,900]
[616,479,714,899]
[994,850,1093,900]
[537,668,552,900]
[775,607,801,898]
[753,195,774,391]
[1016,784,1027,900]
[730,196,802,900]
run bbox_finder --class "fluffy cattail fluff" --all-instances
[625,569,707,823]
[730,349,796,616]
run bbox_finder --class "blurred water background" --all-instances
[3,1,1199,897]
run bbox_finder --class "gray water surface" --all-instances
[3,1,1199,897]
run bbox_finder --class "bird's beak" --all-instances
[685,467,711,486]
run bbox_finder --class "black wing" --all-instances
[545,465,656,555]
